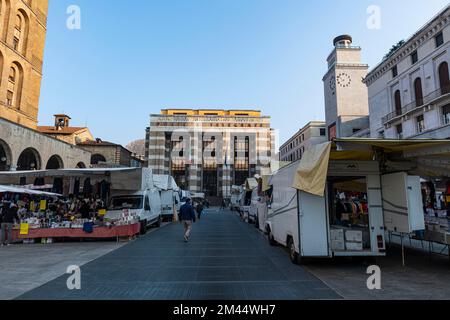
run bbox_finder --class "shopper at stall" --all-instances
[79,200,91,219]
[1,202,19,246]
[178,198,196,242]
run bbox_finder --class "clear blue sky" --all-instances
[39,0,449,146]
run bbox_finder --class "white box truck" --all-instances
[153,174,179,221]
[265,159,387,264]
[105,168,162,234]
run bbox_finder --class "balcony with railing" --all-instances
[382,86,450,124]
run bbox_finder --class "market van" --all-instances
[105,168,162,234]
[265,140,429,264]
[266,158,387,263]
[107,189,162,234]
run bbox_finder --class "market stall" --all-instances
[0,184,140,244]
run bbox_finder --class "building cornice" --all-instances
[364,5,450,86]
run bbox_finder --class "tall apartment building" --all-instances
[147,109,274,198]
[365,5,450,139]
[323,35,370,139]
[279,121,327,162]
[0,1,91,172]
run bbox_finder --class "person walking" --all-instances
[196,202,204,220]
[178,199,196,242]
[220,198,226,210]
[1,202,19,246]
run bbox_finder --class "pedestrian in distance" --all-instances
[0,202,19,246]
[178,198,196,242]
[220,198,226,210]
[196,202,204,220]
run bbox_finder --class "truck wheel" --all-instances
[140,221,147,235]
[288,238,299,265]
[155,215,162,227]
[268,230,276,246]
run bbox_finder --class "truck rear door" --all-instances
[298,191,329,257]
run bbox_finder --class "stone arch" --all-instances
[91,154,106,165]
[46,155,64,169]
[76,162,86,168]
[17,147,41,171]
[0,138,12,171]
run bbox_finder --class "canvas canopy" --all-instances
[153,174,179,191]
[261,175,272,192]
[292,142,332,197]
[245,178,258,191]
[292,138,450,197]
[0,185,61,197]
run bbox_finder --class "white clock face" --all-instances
[337,72,352,87]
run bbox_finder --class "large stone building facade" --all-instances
[279,121,327,163]
[0,0,93,172]
[0,117,91,171]
[365,5,450,140]
[0,0,48,129]
[323,35,370,139]
[147,109,274,198]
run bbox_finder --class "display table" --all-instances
[12,223,140,242]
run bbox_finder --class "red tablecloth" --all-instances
[12,223,140,240]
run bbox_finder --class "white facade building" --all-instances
[279,121,327,163]
[365,5,450,139]
[323,35,370,139]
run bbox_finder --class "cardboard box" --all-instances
[331,240,345,251]
[346,241,363,251]
[345,230,363,242]
[330,228,344,241]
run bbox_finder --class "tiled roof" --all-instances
[37,126,87,135]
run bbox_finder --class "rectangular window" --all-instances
[13,37,19,51]
[416,114,425,133]
[320,128,326,136]
[6,91,13,106]
[411,51,418,64]
[443,104,450,125]
[396,124,403,139]
[392,65,398,78]
[435,32,444,48]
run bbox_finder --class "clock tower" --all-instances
[323,35,369,139]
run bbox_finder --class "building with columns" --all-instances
[364,5,450,140]
[147,109,274,198]
[323,35,370,139]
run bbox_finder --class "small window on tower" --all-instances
[8,67,15,82]
[13,37,19,51]
[6,91,13,106]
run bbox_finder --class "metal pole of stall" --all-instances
[401,233,405,267]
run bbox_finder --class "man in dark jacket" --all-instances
[178,199,196,242]
[1,202,19,246]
